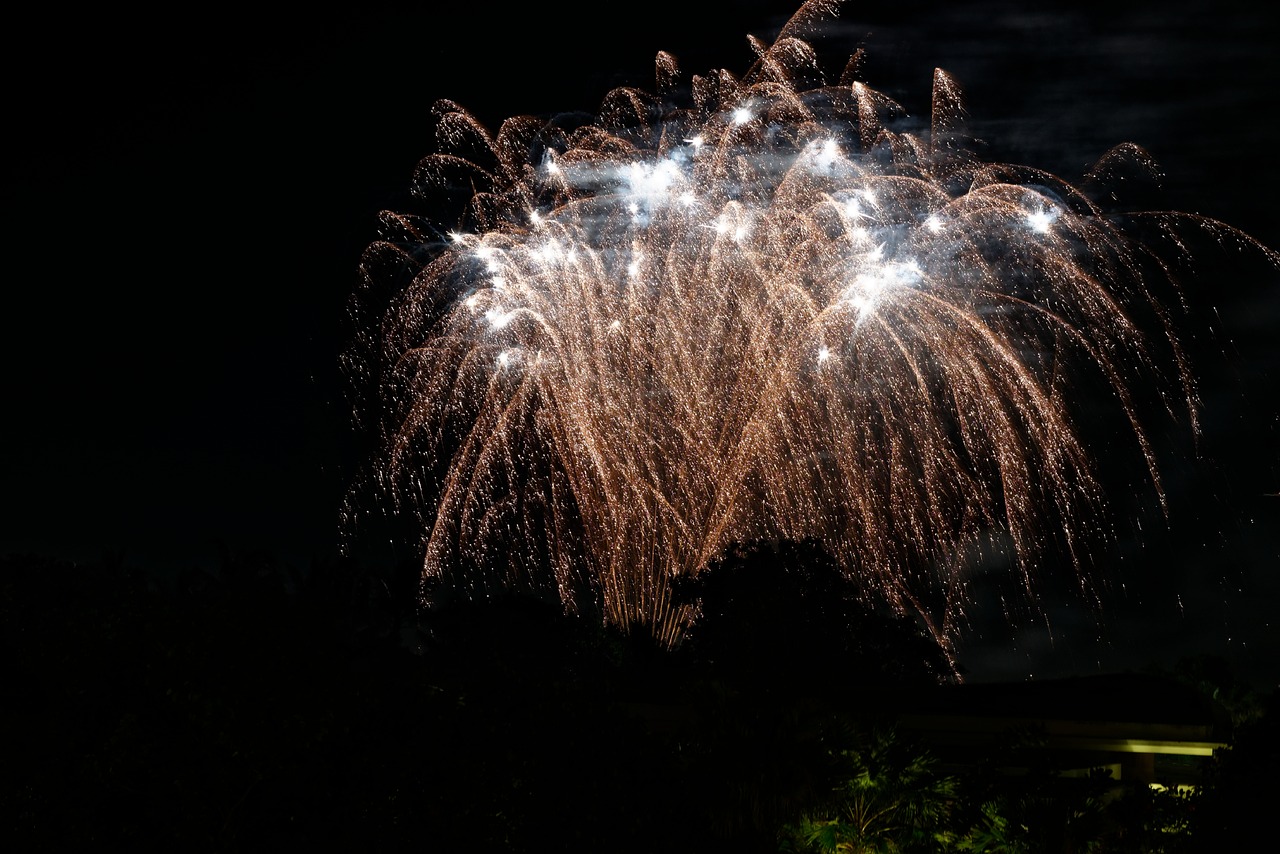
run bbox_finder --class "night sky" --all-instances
[6,1,1277,688]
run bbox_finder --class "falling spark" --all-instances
[344,1,1276,652]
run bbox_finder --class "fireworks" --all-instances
[344,1,1271,651]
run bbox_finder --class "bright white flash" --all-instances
[485,308,516,329]
[626,159,681,200]
[848,258,922,311]
[1026,207,1059,234]
[813,138,840,170]
[534,240,563,264]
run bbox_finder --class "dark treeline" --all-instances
[3,541,1275,851]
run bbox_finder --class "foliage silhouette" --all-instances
[4,547,1270,852]
[673,538,955,694]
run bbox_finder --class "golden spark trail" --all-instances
[344,1,1275,652]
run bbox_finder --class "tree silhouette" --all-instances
[674,539,953,694]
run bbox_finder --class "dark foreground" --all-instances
[3,546,1275,852]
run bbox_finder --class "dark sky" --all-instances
[6,1,1277,687]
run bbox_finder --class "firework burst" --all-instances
[343,1,1273,651]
